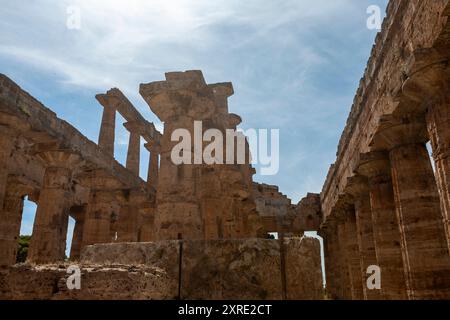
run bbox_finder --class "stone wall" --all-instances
[82,238,324,300]
[253,183,321,235]
[0,264,174,300]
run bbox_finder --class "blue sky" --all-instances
[0,0,388,255]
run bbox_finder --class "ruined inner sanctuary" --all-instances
[1,0,450,301]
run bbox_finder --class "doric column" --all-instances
[336,218,352,300]
[345,176,381,300]
[115,189,147,242]
[69,208,86,261]
[0,126,15,212]
[372,114,450,299]
[320,220,341,300]
[0,178,25,266]
[358,151,408,299]
[96,94,118,156]
[400,50,450,253]
[124,122,142,176]
[80,171,122,248]
[27,151,81,264]
[144,141,160,189]
[427,96,450,253]
[337,206,364,300]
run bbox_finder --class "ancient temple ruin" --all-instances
[0,70,322,299]
[319,0,450,300]
[1,0,450,300]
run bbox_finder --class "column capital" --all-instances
[344,175,369,199]
[36,150,82,169]
[123,121,144,134]
[139,70,216,121]
[357,151,391,180]
[95,93,121,110]
[370,113,428,151]
[397,48,450,114]
[332,194,354,223]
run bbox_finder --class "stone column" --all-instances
[372,114,450,299]
[97,103,116,156]
[336,215,353,300]
[400,54,450,254]
[0,126,15,212]
[338,207,364,300]
[80,171,122,248]
[345,176,381,300]
[115,189,147,242]
[358,151,408,299]
[69,210,85,261]
[124,122,142,176]
[27,151,80,264]
[0,179,25,266]
[320,221,341,299]
[427,97,450,253]
[81,190,120,247]
[145,141,160,189]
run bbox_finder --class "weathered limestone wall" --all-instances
[0,264,174,300]
[82,238,324,300]
[253,183,321,235]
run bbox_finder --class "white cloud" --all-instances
[0,0,388,201]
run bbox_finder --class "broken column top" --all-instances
[139,70,234,122]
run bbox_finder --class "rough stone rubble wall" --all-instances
[83,238,323,300]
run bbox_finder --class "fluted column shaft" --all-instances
[126,132,140,176]
[0,128,14,211]
[0,128,16,266]
[0,184,24,266]
[81,190,119,247]
[146,143,160,189]
[358,152,408,299]
[28,152,78,264]
[427,99,450,253]
[98,105,116,156]
[336,219,353,300]
[354,195,381,300]
[390,142,450,299]
[70,213,85,261]
[340,210,364,300]
[321,223,341,299]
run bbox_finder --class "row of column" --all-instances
[322,103,450,299]
[98,102,160,188]
[0,148,152,265]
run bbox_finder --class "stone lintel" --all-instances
[357,151,391,179]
